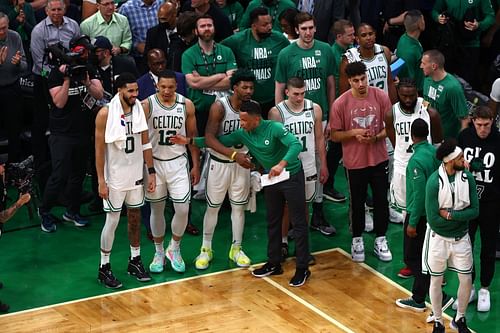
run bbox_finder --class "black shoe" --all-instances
[127,256,151,282]
[289,268,311,287]
[432,321,445,333]
[451,316,471,333]
[0,301,9,312]
[323,188,346,203]
[98,263,123,289]
[185,222,200,236]
[252,262,283,277]
[281,243,288,263]
[311,203,336,236]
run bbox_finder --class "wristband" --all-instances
[142,142,152,150]
[148,167,156,175]
[189,137,193,145]
[230,151,237,161]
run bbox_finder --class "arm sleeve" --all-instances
[450,173,480,221]
[277,125,302,164]
[181,51,195,74]
[120,18,133,51]
[450,85,469,119]
[425,173,447,225]
[431,0,446,22]
[478,0,495,32]
[218,130,242,147]
[193,136,206,148]
[408,164,428,227]
[224,47,238,71]
[274,50,286,83]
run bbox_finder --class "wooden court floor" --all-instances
[0,249,457,333]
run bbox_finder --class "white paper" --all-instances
[260,171,290,187]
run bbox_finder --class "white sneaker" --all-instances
[374,236,392,261]
[452,288,476,310]
[351,237,365,262]
[477,288,490,312]
[364,207,374,232]
[389,207,404,223]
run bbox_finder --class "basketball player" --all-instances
[194,69,255,270]
[96,73,156,289]
[142,70,200,274]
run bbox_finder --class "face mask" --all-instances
[159,21,172,30]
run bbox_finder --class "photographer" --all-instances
[38,35,103,233]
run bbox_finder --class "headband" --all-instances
[442,146,462,163]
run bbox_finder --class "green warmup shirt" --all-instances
[406,141,440,227]
[423,73,468,138]
[239,0,296,32]
[432,0,495,48]
[275,40,335,120]
[221,29,290,104]
[425,168,479,238]
[218,119,303,175]
[181,43,237,114]
[396,33,424,92]
[331,42,350,99]
[220,2,244,31]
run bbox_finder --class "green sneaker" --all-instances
[195,247,213,270]
[229,244,251,267]
[166,245,186,273]
[395,297,426,312]
[149,252,165,273]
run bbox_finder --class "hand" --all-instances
[16,10,25,23]
[58,64,68,75]
[351,128,369,138]
[319,164,329,184]
[406,225,417,238]
[191,166,200,185]
[439,208,449,219]
[269,163,284,178]
[234,152,254,169]
[147,174,156,193]
[111,46,121,56]
[169,134,190,145]
[464,19,479,31]
[356,134,374,144]
[98,182,109,200]
[323,126,331,142]
[0,46,7,64]
[17,193,31,206]
[11,51,22,65]
[438,14,448,25]
[81,73,91,87]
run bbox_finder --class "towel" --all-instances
[344,47,361,64]
[246,171,262,213]
[105,93,148,149]
[437,164,470,211]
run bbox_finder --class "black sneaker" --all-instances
[289,268,311,287]
[432,321,445,333]
[127,256,152,282]
[0,300,9,313]
[323,188,346,203]
[252,262,283,277]
[281,243,288,263]
[98,263,123,289]
[450,316,471,333]
[310,203,336,236]
[40,213,57,233]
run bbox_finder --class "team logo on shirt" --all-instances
[264,140,270,145]
[315,50,321,56]
[217,55,222,60]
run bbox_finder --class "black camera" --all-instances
[45,35,94,82]
[5,155,35,195]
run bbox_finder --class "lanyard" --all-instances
[200,44,217,74]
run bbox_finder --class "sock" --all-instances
[456,273,472,317]
[202,205,220,249]
[230,203,245,246]
[170,239,180,250]
[130,246,140,258]
[100,251,110,266]
[429,275,444,321]
[155,242,164,255]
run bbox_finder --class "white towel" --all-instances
[246,171,262,213]
[344,47,361,64]
[105,93,148,149]
[437,164,470,211]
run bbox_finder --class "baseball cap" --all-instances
[69,35,93,53]
[93,36,113,51]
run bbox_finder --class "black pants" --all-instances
[32,74,51,172]
[264,169,309,269]
[39,135,89,215]
[403,214,430,303]
[0,83,23,162]
[470,200,498,288]
[347,160,389,237]
[325,141,343,189]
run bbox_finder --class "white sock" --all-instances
[172,202,189,237]
[456,273,472,319]
[170,239,180,250]
[430,275,444,320]
[155,242,164,255]
[130,246,140,258]
[100,251,110,266]
[230,203,245,246]
[202,205,220,248]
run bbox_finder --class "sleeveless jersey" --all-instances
[147,93,187,160]
[392,97,431,173]
[276,99,316,175]
[209,96,248,161]
[105,111,144,191]
[345,44,389,93]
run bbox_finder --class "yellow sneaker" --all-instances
[229,245,251,267]
[195,247,213,270]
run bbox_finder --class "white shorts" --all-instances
[389,171,406,209]
[306,172,318,203]
[146,154,191,203]
[205,154,250,207]
[103,186,144,212]
[422,226,473,276]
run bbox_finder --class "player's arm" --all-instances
[267,106,282,122]
[428,106,443,144]
[313,104,329,184]
[384,107,396,147]
[275,82,286,105]
[205,100,233,157]
[185,99,201,185]
[338,57,350,95]
[383,46,398,104]
[95,106,109,199]
[141,129,156,193]
[141,98,151,119]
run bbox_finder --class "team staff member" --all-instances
[458,106,500,313]
[424,138,479,333]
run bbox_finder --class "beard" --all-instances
[124,96,136,107]
[402,99,418,111]
[453,164,465,171]
[257,31,272,39]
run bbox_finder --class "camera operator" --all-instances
[38,35,103,233]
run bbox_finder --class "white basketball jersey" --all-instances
[392,97,432,173]
[147,93,187,160]
[105,112,144,191]
[209,96,248,161]
[346,44,389,93]
[276,99,316,175]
